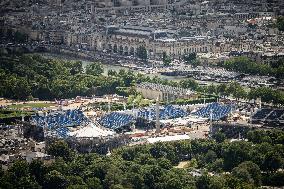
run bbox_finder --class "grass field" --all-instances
[0,110,33,119]
[8,103,56,109]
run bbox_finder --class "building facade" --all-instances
[94,25,213,59]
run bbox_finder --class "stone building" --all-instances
[93,0,170,7]
[136,82,197,101]
[94,25,213,59]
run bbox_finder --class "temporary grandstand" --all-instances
[98,105,188,131]
[31,109,89,138]
[192,102,233,120]
[252,108,284,126]
[137,105,188,121]
[99,112,135,130]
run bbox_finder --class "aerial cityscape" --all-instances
[0,0,284,188]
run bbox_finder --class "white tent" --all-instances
[147,134,190,144]
[69,124,115,138]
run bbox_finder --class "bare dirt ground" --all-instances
[175,161,190,168]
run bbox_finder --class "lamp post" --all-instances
[209,109,213,136]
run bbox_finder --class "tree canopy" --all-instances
[276,16,284,32]
[162,52,171,67]
[221,56,284,78]
[1,54,283,105]
[136,46,148,61]
[1,129,284,189]
[183,53,200,67]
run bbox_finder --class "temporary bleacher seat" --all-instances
[31,109,89,137]
[192,102,232,120]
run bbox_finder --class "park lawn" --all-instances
[0,110,33,119]
[8,102,56,109]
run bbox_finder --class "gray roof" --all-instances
[137,82,194,96]
[107,25,166,37]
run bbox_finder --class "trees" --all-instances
[13,31,28,43]
[8,160,29,179]
[222,141,251,171]
[1,160,40,188]
[103,166,124,188]
[86,178,103,189]
[247,130,269,144]
[196,80,284,104]
[212,132,226,143]
[206,84,217,95]
[248,87,284,104]
[0,55,108,100]
[183,53,200,67]
[44,170,68,189]
[223,56,255,73]
[224,174,255,189]
[29,160,47,185]
[125,172,144,189]
[107,70,117,77]
[136,46,148,61]
[263,151,283,173]
[85,62,104,76]
[164,177,183,189]
[265,172,284,186]
[70,61,83,75]
[17,175,41,189]
[162,52,171,67]
[1,131,284,189]
[47,140,73,161]
[149,142,178,164]
[195,174,211,189]
[232,161,262,186]
[4,54,282,103]
[143,165,163,188]
[173,140,192,160]
[127,94,147,108]
[67,175,86,186]
[222,56,283,78]
[209,158,224,173]
[157,158,172,170]
[217,84,228,98]
[227,82,247,99]
[208,176,226,189]
[276,16,284,32]
[204,150,217,164]
[161,168,195,189]
[10,76,31,100]
[179,79,198,90]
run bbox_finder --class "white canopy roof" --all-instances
[147,134,190,144]
[69,124,115,138]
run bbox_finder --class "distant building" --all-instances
[94,25,212,59]
[229,51,284,64]
[23,151,53,164]
[136,82,197,101]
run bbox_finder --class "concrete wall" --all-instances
[136,87,164,100]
